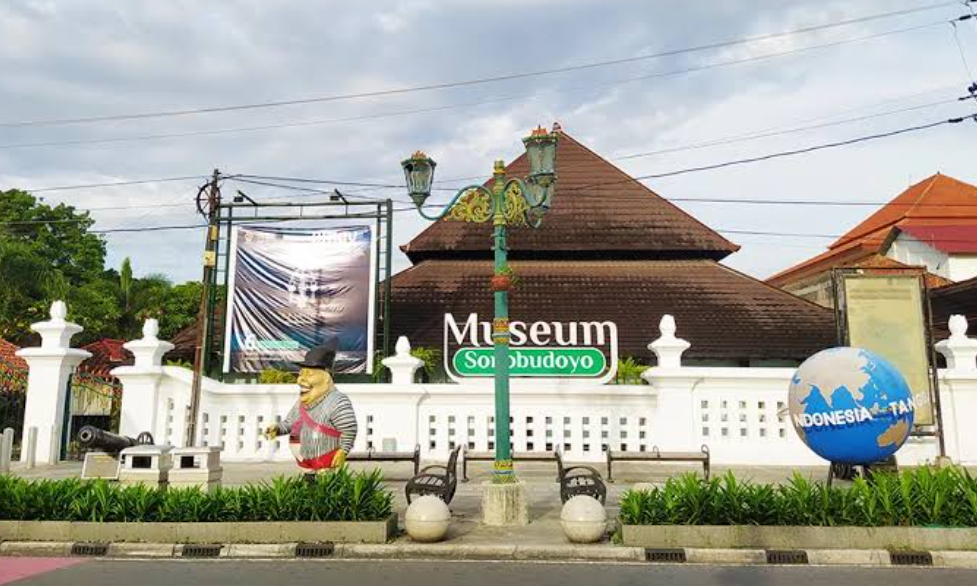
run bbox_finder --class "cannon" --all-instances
[77,426,154,455]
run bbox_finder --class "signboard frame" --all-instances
[221,225,378,375]
[831,267,945,455]
[201,193,393,382]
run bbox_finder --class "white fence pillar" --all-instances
[382,336,424,385]
[16,301,91,465]
[936,315,977,464]
[112,319,174,439]
[643,315,698,451]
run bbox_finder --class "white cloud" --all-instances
[0,0,974,285]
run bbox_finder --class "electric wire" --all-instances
[0,1,959,129]
[0,21,954,151]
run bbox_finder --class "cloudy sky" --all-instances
[1,0,975,283]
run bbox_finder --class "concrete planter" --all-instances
[622,524,977,551]
[0,515,397,544]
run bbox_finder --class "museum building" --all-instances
[390,127,835,368]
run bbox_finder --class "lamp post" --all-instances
[402,127,558,484]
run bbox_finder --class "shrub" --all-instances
[259,368,298,384]
[619,467,977,527]
[614,357,649,385]
[410,346,442,382]
[0,468,392,523]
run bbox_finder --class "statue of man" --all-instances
[264,338,357,471]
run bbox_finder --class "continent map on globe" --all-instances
[788,347,916,464]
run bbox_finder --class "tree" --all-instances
[0,190,105,283]
[0,189,203,345]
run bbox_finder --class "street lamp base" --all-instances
[481,480,529,526]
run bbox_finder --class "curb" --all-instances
[1,541,976,568]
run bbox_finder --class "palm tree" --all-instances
[120,258,133,312]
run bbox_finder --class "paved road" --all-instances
[3,559,977,586]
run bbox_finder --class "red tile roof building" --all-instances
[391,128,835,365]
[767,173,977,306]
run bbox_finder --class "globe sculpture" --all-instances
[788,347,915,464]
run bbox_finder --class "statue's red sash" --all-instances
[289,404,341,470]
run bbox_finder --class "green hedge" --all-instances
[620,467,977,527]
[0,468,392,523]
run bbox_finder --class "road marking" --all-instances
[0,557,88,585]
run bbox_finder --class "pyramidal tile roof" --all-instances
[768,173,977,285]
[832,173,977,248]
[402,129,739,262]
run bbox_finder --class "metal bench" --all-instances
[406,446,461,504]
[605,445,710,482]
[346,444,421,475]
[461,449,558,482]
[555,450,606,504]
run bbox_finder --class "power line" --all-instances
[236,112,977,204]
[0,1,958,129]
[622,113,975,183]
[24,175,209,193]
[0,21,952,151]
[613,96,964,160]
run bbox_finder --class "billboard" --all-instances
[841,273,934,425]
[222,226,376,374]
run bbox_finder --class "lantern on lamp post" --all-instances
[401,126,558,484]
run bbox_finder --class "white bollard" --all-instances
[49,424,61,465]
[405,496,451,542]
[0,427,13,474]
[25,426,37,469]
[560,496,608,543]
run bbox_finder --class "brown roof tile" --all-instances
[0,338,27,370]
[402,130,739,263]
[391,259,835,362]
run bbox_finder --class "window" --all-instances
[583,417,590,425]
[702,427,709,436]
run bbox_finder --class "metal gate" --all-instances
[61,371,122,460]
[0,358,27,453]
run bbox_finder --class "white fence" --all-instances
[16,304,977,467]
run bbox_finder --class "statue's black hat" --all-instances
[296,337,338,371]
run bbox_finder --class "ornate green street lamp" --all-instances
[402,126,558,483]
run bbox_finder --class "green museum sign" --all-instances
[453,347,607,377]
[444,313,619,382]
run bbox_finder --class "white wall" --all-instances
[18,308,972,469]
[947,255,977,282]
[101,318,977,468]
[886,233,977,282]
[887,233,951,278]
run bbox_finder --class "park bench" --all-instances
[405,445,462,504]
[461,449,558,482]
[605,445,710,482]
[346,444,421,475]
[555,450,606,504]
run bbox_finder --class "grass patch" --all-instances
[0,467,392,522]
[620,467,977,527]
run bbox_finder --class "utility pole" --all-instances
[186,169,221,447]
